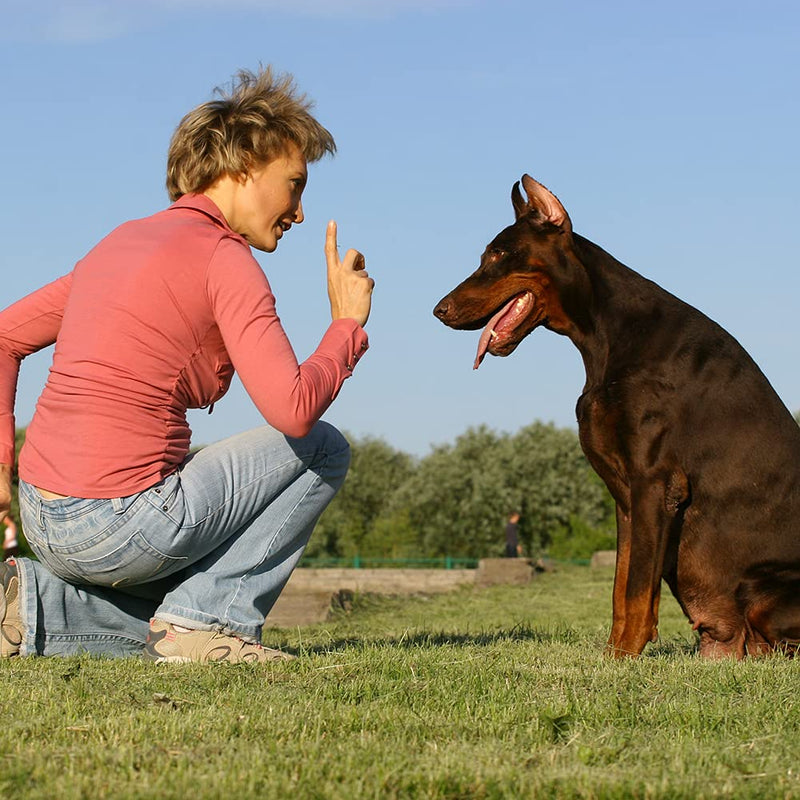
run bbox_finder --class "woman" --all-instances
[0,67,373,662]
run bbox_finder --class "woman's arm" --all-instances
[0,274,72,464]
[206,234,370,438]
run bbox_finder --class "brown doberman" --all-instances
[434,174,800,658]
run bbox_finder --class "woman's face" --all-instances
[232,143,308,253]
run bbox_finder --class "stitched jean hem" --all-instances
[154,609,260,642]
[15,557,35,658]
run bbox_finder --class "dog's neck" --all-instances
[566,235,689,389]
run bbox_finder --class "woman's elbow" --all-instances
[270,417,315,439]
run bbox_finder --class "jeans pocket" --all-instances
[143,472,184,522]
[63,529,190,587]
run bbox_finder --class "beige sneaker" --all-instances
[143,619,295,663]
[1,561,23,657]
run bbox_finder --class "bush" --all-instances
[546,514,616,561]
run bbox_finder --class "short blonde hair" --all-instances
[166,66,336,201]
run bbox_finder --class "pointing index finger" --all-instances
[325,220,338,262]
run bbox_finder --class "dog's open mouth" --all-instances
[474,291,535,369]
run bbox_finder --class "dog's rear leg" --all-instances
[607,471,687,658]
[740,564,800,655]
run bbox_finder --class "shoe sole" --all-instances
[145,654,194,664]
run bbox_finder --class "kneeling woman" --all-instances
[0,67,373,663]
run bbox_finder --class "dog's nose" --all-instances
[433,298,451,320]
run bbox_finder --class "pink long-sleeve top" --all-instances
[0,194,368,498]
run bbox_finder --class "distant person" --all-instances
[504,512,522,558]
[2,516,18,560]
[0,66,374,662]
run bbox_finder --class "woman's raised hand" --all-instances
[325,220,374,328]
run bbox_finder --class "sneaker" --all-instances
[143,619,295,664]
[0,561,23,657]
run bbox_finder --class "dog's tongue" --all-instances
[473,297,521,370]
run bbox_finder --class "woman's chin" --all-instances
[250,235,279,253]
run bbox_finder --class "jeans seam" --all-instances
[180,454,307,530]
[222,453,328,628]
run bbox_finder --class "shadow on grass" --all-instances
[279,592,704,659]
[299,622,584,656]
[645,636,699,658]
[300,629,702,658]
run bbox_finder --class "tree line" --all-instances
[318,411,800,562]
[308,422,617,562]
[5,422,617,562]
[9,413,800,563]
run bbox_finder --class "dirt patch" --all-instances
[266,588,348,628]
[264,563,540,628]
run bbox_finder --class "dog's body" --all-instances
[434,175,800,658]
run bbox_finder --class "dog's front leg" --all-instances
[607,503,633,653]
[606,476,676,657]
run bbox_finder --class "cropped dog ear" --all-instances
[511,181,527,220]
[520,174,572,232]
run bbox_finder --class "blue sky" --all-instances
[2,0,799,457]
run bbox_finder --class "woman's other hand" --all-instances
[325,221,374,328]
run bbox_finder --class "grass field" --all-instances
[1,564,799,799]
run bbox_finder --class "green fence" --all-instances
[299,556,479,570]
[299,555,593,569]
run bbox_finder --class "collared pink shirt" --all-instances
[0,194,368,498]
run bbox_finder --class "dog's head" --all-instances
[434,175,587,369]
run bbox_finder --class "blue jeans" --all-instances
[15,422,349,657]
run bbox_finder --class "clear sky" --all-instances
[2,0,799,457]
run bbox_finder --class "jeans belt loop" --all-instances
[36,492,45,530]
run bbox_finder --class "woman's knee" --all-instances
[314,420,349,455]
[307,421,350,486]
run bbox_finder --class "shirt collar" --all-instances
[169,193,245,242]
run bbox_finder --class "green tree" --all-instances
[307,434,416,559]
[547,512,616,561]
[384,422,612,560]
[501,422,613,552]
[362,508,419,559]
[384,425,510,559]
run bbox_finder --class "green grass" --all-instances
[2,565,799,798]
